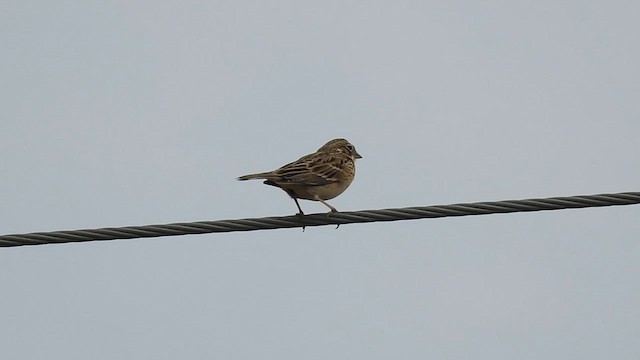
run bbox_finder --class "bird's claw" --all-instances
[296,212,306,232]
[326,210,340,229]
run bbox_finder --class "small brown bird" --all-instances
[238,138,362,215]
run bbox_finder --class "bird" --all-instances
[237,138,362,215]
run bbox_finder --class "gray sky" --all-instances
[2,1,639,359]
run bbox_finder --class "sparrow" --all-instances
[237,138,362,215]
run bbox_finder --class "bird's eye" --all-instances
[346,144,354,151]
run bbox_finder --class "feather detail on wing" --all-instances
[270,152,347,186]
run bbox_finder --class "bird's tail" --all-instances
[237,172,273,181]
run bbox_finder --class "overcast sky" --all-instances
[2,1,639,359]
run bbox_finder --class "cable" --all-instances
[1,191,638,247]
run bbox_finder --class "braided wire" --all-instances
[1,191,638,247]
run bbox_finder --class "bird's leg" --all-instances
[316,198,338,213]
[292,198,306,231]
[315,196,340,229]
[293,198,305,216]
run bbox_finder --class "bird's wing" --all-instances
[271,152,345,186]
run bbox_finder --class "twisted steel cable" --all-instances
[1,191,638,247]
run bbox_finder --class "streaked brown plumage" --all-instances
[237,138,362,215]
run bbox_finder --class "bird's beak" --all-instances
[354,151,363,159]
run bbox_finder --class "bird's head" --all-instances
[318,138,362,159]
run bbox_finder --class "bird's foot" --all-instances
[326,209,340,229]
[296,211,306,232]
